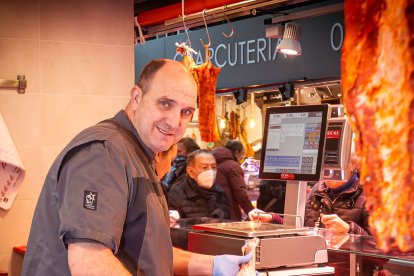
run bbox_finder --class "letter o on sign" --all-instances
[330,23,343,51]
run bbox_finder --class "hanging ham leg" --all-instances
[194,46,221,142]
[342,0,414,252]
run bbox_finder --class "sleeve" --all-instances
[57,141,129,253]
[348,200,371,236]
[226,165,254,214]
[304,185,319,227]
[271,213,284,224]
[360,197,372,235]
[167,185,182,216]
[348,221,370,236]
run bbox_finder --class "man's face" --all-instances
[132,62,197,154]
[187,153,216,180]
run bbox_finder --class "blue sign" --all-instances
[135,12,344,89]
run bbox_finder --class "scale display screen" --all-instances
[259,104,329,181]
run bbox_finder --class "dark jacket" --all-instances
[257,180,286,214]
[168,175,230,219]
[162,155,187,191]
[304,174,371,236]
[212,147,254,220]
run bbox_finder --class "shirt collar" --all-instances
[113,110,156,161]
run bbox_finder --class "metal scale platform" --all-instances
[188,221,328,269]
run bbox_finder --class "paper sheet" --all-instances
[0,111,25,210]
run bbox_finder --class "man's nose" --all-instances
[165,109,182,129]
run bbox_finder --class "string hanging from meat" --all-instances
[342,0,414,252]
[177,43,200,95]
[194,45,221,142]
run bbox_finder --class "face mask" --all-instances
[191,168,216,189]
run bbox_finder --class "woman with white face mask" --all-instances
[167,149,230,220]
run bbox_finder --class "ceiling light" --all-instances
[219,118,226,129]
[277,22,302,55]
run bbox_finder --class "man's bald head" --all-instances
[137,59,193,95]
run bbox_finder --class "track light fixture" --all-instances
[233,88,248,105]
[277,22,302,55]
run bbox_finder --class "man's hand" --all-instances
[248,209,264,221]
[321,214,350,234]
[169,210,180,227]
[213,252,252,276]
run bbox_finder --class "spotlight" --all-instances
[277,22,302,55]
[219,118,226,129]
[249,118,256,128]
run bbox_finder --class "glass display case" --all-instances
[171,218,414,275]
[327,234,414,275]
[170,217,233,250]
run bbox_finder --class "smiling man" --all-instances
[22,59,251,276]
[127,59,197,153]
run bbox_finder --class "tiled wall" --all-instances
[0,0,134,274]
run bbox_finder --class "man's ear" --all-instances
[186,166,195,179]
[130,85,143,109]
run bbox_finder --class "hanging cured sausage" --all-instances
[342,0,414,252]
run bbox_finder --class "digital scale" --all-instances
[188,221,328,269]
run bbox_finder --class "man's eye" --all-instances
[181,109,193,117]
[159,100,171,109]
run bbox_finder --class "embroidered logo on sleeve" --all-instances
[83,190,98,210]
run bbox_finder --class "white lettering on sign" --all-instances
[239,41,246,65]
[331,23,344,51]
[215,44,227,67]
[257,38,267,62]
[173,37,285,69]
[246,39,255,64]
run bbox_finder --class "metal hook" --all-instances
[180,0,192,49]
[221,11,234,38]
[200,9,211,47]
[181,15,192,49]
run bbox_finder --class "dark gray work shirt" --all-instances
[22,111,173,275]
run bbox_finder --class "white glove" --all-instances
[321,214,350,234]
[169,210,180,227]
